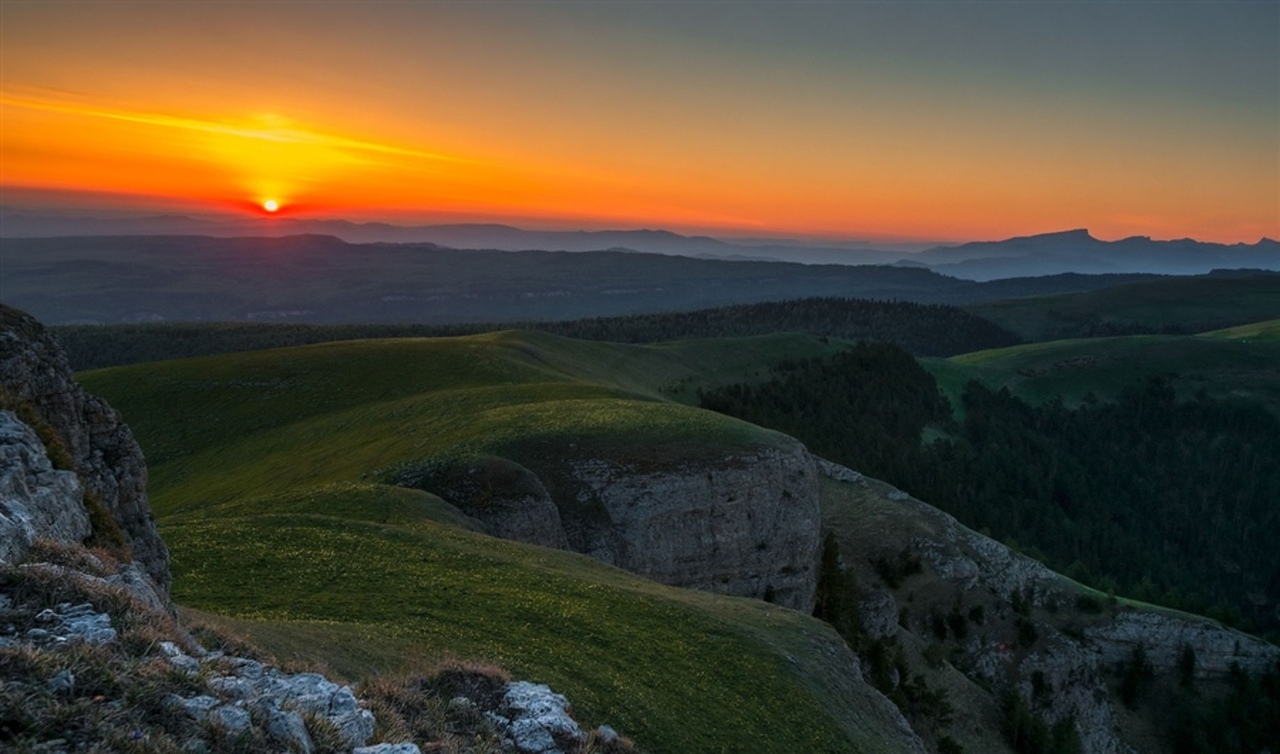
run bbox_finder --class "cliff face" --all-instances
[0,304,170,592]
[0,410,91,564]
[399,437,823,613]
[816,459,1280,754]
[557,442,821,612]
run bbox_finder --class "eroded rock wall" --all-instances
[0,304,170,591]
[0,411,91,564]
[555,440,821,612]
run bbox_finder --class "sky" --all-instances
[1,1,1276,243]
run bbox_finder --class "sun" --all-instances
[262,199,280,213]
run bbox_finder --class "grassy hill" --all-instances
[78,331,918,753]
[51,296,1020,371]
[923,328,1280,418]
[967,271,1280,341]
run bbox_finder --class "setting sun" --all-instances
[263,199,279,213]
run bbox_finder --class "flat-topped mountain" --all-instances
[916,230,1279,280]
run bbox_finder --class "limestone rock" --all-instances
[355,745,422,754]
[0,305,170,591]
[1085,610,1280,677]
[0,411,91,564]
[858,590,900,641]
[499,681,584,754]
[555,438,821,611]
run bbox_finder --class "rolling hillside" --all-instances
[966,271,1280,342]
[78,332,925,753]
[922,328,1280,418]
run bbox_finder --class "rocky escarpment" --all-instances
[556,442,820,611]
[400,437,822,612]
[0,411,91,564]
[815,458,1280,754]
[0,304,169,591]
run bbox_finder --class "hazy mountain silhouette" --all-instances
[3,212,1274,279]
[0,234,1159,325]
[914,229,1279,280]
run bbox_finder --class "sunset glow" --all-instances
[1,3,1275,242]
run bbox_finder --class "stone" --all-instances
[595,725,619,745]
[329,709,376,749]
[0,413,90,566]
[0,305,170,592]
[58,611,117,644]
[255,699,313,754]
[221,657,265,680]
[502,681,584,752]
[354,745,422,754]
[211,704,252,735]
[208,675,255,700]
[508,718,559,753]
[857,590,899,641]
[179,695,220,718]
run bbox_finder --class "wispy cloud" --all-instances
[0,93,467,164]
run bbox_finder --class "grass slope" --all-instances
[80,332,909,753]
[923,331,1280,418]
[967,272,1280,341]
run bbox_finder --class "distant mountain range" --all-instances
[914,228,1280,280]
[2,211,1276,280]
[0,233,1163,325]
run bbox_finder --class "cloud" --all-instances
[0,93,466,164]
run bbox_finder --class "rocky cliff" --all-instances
[555,442,820,611]
[398,437,822,612]
[0,410,91,564]
[0,304,170,591]
[816,458,1280,754]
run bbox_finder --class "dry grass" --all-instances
[358,660,639,754]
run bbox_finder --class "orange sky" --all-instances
[2,3,1276,243]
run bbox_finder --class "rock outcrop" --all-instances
[0,546,628,754]
[399,436,823,612]
[0,304,169,591]
[0,411,91,564]
[815,458,1280,754]
[557,441,821,611]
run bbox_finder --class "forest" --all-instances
[700,344,1280,639]
[52,297,1019,369]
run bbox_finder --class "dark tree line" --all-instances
[51,297,1019,370]
[700,349,1280,639]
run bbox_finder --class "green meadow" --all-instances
[923,328,1280,418]
[80,331,915,753]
